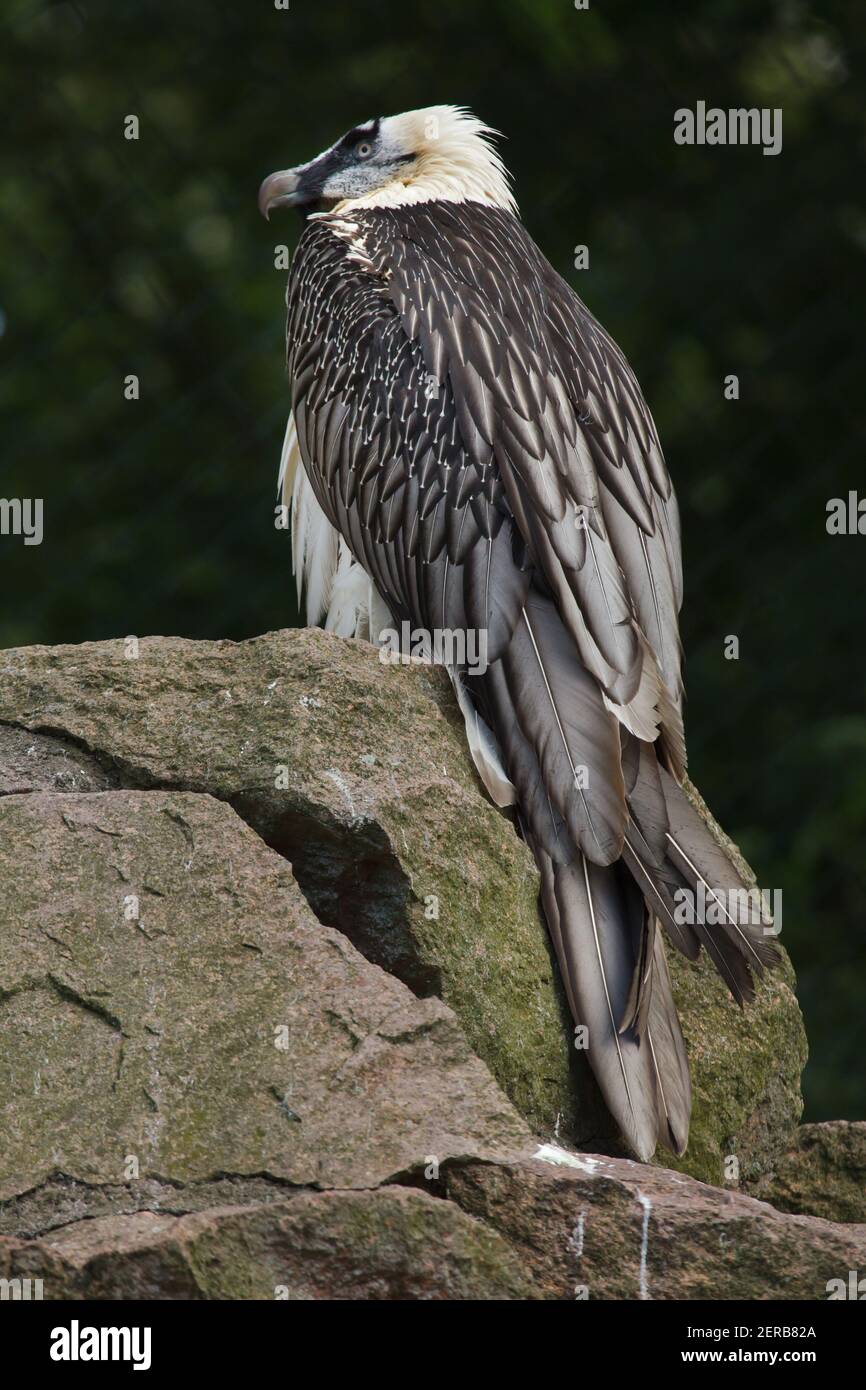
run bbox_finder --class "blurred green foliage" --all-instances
[2,0,865,1120]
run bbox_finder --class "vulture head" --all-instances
[257,104,516,218]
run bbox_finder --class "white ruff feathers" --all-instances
[328,105,517,215]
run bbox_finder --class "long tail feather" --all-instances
[619,731,779,1005]
[536,839,664,1167]
[645,932,691,1155]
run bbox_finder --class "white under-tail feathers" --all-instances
[281,411,516,801]
[282,412,382,637]
[452,673,516,807]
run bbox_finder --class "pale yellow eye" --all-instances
[357,142,373,158]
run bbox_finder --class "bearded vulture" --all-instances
[258,105,778,1161]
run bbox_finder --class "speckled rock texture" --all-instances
[0,628,806,1183]
[2,1189,537,1301]
[0,789,527,1197]
[747,1121,866,1224]
[445,1150,866,1301]
[1,627,853,1302]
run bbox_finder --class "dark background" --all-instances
[3,0,864,1120]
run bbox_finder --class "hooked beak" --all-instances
[257,168,306,219]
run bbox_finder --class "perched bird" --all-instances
[259,105,777,1161]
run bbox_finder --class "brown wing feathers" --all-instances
[287,199,776,1162]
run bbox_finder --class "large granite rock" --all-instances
[446,1146,866,1301]
[0,629,806,1184]
[2,1190,535,1301]
[748,1122,866,1224]
[4,1144,865,1300]
[0,644,859,1299]
[0,789,526,1199]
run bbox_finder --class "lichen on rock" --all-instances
[0,629,807,1179]
[0,626,853,1301]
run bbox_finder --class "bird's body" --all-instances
[261,106,777,1160]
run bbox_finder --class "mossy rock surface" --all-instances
[2,1189,536,1301]
[2,630,862,1300]
[446,1149,866,1301]
[0,628,806,1180]
[0,788,528,1201]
